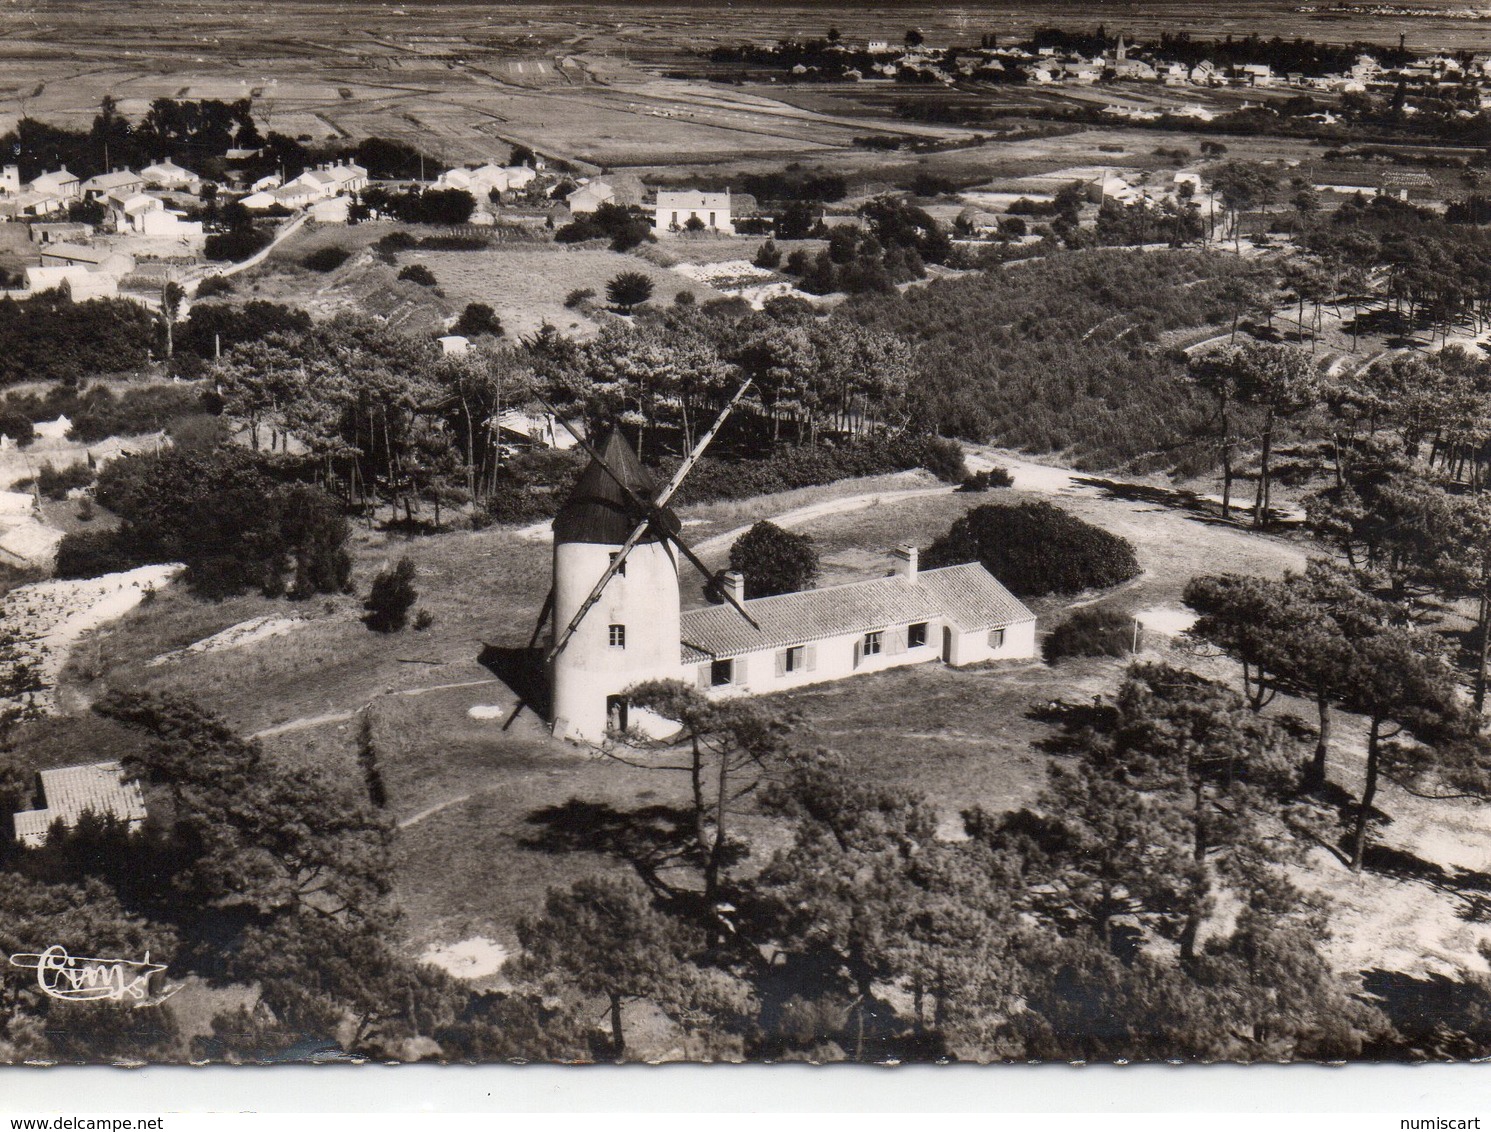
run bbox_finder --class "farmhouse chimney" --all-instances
[891,544,918,583]
[722,570,746,606]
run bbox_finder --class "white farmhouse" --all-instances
[29,167,81,201]
[82,169,144,201]
[546,431,1036,742]
[140,159,201,192]
[654,190,734,235]
[0,165,19,195]
[567,179,616,215]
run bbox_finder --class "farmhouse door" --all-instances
[942,626,952,663]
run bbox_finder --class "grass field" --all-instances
[245,229,738,339]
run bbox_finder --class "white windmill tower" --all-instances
[524,383,757,743]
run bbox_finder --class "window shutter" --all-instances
[698,663,711,690]
[853,640,862,668]
[804,644,817,672]
[775,651,786,678]
[735,655,747,684]
[888,627,907,655]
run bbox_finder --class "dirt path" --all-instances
[964,445,1310,603]
[692,485,955,559]
[249,678,499,740]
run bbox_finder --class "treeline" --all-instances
[3,97,444,188]
[838,249,1269,469]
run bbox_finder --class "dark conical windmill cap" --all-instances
[553,427,677,546]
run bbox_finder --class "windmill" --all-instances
[506,379,758,739]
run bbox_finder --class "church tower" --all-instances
[549,428,684,742]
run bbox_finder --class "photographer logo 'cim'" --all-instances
[9,946,179,1005]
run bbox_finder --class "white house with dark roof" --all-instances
[546,430,1035,742]
[13,761,148,848]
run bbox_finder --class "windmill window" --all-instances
[609,552,626,577]
[863,630,883,656]
[711,659,734,686]
[988,628,1005,649]
[609,624,626,648]
[908,622,928,649]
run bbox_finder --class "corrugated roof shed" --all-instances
[680,563,1033,660]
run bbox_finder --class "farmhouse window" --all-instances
[864,631,883,656]
[609,552,626,577]
[711,659,734,686]
[709,212,716,227]
[609,624,626,648]
[671,211,678,226]
[988,628,1005,649]
[908,622,928,649]
[780,644,815,674]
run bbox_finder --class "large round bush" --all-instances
[924,501,1140,598]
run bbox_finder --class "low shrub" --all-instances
[376,231,420,254]
[365,557,418,632]
[204,226,272,263]
[564,287,595,309]
[958,467,1013,492]
[303,247,351,273]
[28,461,93,501]
[925,501,1140,598]
[195,275,234,298]
[1042,605,1135,663]
[452,302,503,338]
[0,410,35,447]
[68,385,217,444]
[398,264,437,287]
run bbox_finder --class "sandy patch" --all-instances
[467,704,506,720]
[420,937,509,980]
[1134,607,1197,637]
[1,564,183,713]
[146,616,307,667]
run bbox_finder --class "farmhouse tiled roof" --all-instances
[12,761,148,847]
[679,563,1032,661]
[656,189,731,209]
[84,171,141,192]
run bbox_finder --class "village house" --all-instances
[566,179,616,215]
[140,159,201,192]
[29,167,80,201]
[545,431,1036,742]
[38,242,121,269]
[12,761,148,848]
[0,165,18,195]
[0,191,65,219]
[81,169,144,201]
[28,221,93,245]
[653,190,734,235]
